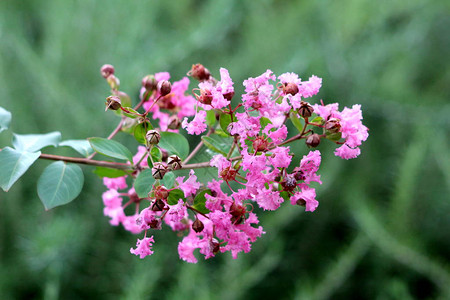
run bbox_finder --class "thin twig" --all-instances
[39,153,132,170]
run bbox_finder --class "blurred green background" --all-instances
[1,0,449,299]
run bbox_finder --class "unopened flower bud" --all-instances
[211,239,220,254]
[296,198,306,207]
[192,218,204,233]
[298,101,313,118]
[154,185,169,200]
[146,130,161,145]
[106,75,120,90]
[105,95,121,111]
[306,133,321,148]
[152,163,168,180]
[325,118,341,133]
[148,219,162,229]
[157,80,172,96]
[223,91,235,101]
[253,136,269,152]
[281,175,297,192]
[142,75,158,91]
[230,202,246,225]
[167,115,181,130]
[167,155,182,170]
[100,64,115,78]
[196,89,213,105]
[188,64,211,81]
[282,82,299,96]
[129,189,141,203]
[293,168,306,181]
[151,199,166,211]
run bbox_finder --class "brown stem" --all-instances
[187,205,209,218]
[39,153,133,170]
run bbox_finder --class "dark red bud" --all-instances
[167,115,181,130]
[293,168,306,181]
[142,75,158,91]
[105,96,121,111]
[296,198,306,207]
[152,163,168,180]
[220,167,237,182]
[298,101,314,118]
[157,80,172,96]
[281,175,297,192]
[154,186,169,200]
[192,218,205,233]
[167,155,182,170]
[151,199,166,211]
[188,64,211,81]
[306,133,321,148]
[325,118,341,133]
[283,82,299,96]
[253,136,269,152]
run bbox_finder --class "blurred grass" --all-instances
[0,0,449,299]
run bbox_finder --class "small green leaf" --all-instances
[150,147,162,163]
[289,111,304,133]
[310,116,325,125]
[168,189,184,205]
[134,169,155,198]
[121,107,140,119]
[193,189,211,214]
[280,191,290,202]
[260,117,272,129]
[214,128,228,137]
[93,167,127,178]
[201,136,227,156]
[88,137,133,162]
[37,161,84,210]
[219,113,236,135]
[206,110,217,127]
[159,132,189,159]
[325,131,342,141]
[134,122,152,144]
[59,140,94,157]
[0,147,41,191]
[13,132,61,152]
[0,107,12,133]
[161,172,175,188]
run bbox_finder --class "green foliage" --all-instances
[134,169,155,198]
[193,189,211,214]
[88,137,133,162]
[0,147,41,191]
[158,132,189,159]
[13,132,61,152]
[167,189,184,205]
[37,161,84,210]
[0,107,11,133]
[219,112,236,135]
[289,111,304,133]
[59,139,94,157]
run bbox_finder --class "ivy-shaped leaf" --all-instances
[13,132,61,152]
[60,140,94,157]
[0,147,41,191]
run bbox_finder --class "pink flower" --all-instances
[182,110,207,135]
[165,200,188,231]
[268,146,292,169]
[278,72,302,86]
[130,236,155,259]
[217,68,234,95]
[334,145,361,160]
[176,170,201,197]
[299,150,322,184]
[122,214,143,234]
[290,185,319,212]
[254,188,284,211]
[102,189,122,208]
[103,177,127,190]
[299,75,322,98]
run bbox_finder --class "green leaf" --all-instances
[289,111,304,133]
[325,131,342,142]
[193,189,211,214]
[260,117,272,129]
[158,132,189,159]
[280,191,290,202]
[219,113,236,135]
[206,110,217,127]
[0,107,12,133]
[134,169,155,198]
[37,161,84,210]
[0,147,41,191]
[121,107,140,119]
[13,131,61,152]
[214,128,229,137]
[201,136,227,156]
[117,91,132,108]
[88,137,133,162]
[59,140,94,157]
[93,167,127,178]
[161,171,175,188]
[150,146,161,163]
[134,122,152,144]
[168,189,184,205]
[310,116,325,125]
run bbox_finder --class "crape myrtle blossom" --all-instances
[95,64,368,262]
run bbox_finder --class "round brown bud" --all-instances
[306,133,321,148]
[293,168,306,181]
[151,199,166,211]
[281,175,297,192]
[167,115,181,130]
[157,80,172,96]
[325,118,341,133]
[298,101,314,118]
[192,218,205,233]
[154,185,169,200]
[142,75,158,91]
[253,136,269,152]
[152,163,168,180]
[230,202,246,225]
[196,89,213,105]
[167,155,182,170]
[296,198,306,207]
[146,130,161,145]
[282,82,299,96]
[223,91,235,101]
[188,64,211,81]
[105,96,121,111]
[100,64,115,78]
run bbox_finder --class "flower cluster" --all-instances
[99,63,368,262]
